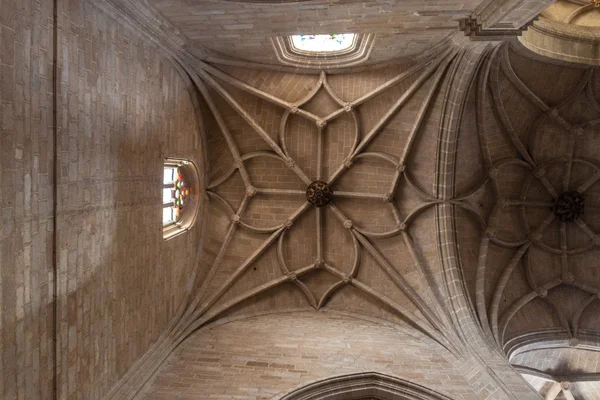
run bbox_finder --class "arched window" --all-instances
[291,33,356,53]
[162,158,200,240]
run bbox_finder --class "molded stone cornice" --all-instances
[519,16,600,65]
[459,0,552,41]
[459,16,538,41]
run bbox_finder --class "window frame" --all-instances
[271,33,375,69]
[162,157,200,240]
[289,33,358,55]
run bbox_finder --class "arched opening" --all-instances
[162,157,200,240]
[278,372,452,400]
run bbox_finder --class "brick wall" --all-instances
[0,0,55,398]
[54,1,205,398]
[1,0,205,398]
[141,312,481,400]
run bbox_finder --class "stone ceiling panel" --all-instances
[147,0,483,65]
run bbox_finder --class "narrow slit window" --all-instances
[162,158,200,240]
[291,34,355,53]
[162,165,190,227]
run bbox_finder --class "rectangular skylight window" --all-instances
[291,34,355,53]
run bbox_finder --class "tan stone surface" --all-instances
[1,0,204,398]
[519,0,600,65]
[141,312,482,400]
[4,0,600,399]
[0,0,55,398]
[54,1,205,397]
[147,0,482,66]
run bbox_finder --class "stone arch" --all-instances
[278,372,453,400]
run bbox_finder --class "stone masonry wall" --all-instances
[0,0,55,399]
[54,0,204,398]
[141,312,482,400]
[1,0,205,399]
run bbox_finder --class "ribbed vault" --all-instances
[182,49,464,350]
[13,0,600,398]
[129,37,552,400]
[88,1,600,399]
[455,41,600,399]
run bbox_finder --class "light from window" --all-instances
[162,166,190,226]
[291,34,355,53]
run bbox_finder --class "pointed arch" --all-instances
[278,372,453,400]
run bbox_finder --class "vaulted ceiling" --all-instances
[93,0,600,399]
[457,43,600,349]
[183,48,462,351]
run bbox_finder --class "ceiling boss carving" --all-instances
[553,191,585,222]
[306,181,333,208]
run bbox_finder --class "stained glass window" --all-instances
[291,34,355,53]
[162,165,191,226]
